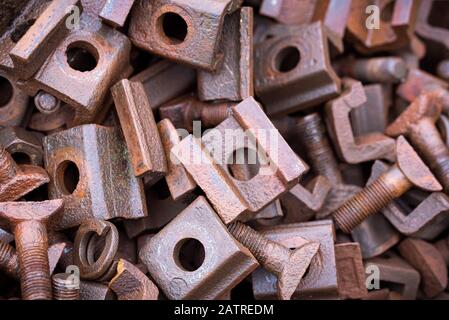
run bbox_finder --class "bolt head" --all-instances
[396,136,442,192]
[0,199,63,226]
[386,92,443,137]
[277,241,320,300]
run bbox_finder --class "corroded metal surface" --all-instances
[325,79,395,164]
[255,22,341,116]
[172,97,307,224]
[129,0,243,71]
[252,220,338,300]
[198,7,253,102]
[112,79,167,183]
[140,196,258,300]
[44,125,147,230]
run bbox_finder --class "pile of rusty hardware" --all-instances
[1,0,449,301]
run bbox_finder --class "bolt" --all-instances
[0,199,64,300]
[386,91,449,192]
[159,95,234,132]
[34,91,61,115]
[0,241,19,279]
[297,113,342,184]
[52,273,80,300]
[0,239,70,282]
[0,147,49,201]
[227,221,320,300]
[335,56,408,83]
[332,136,442,233]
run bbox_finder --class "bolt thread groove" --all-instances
[52,276,79,300]
[333,176,396,233]
[201,105,230,127]
[19,245,52,300]
[0,241,19,279]
[297,114,341,183]
[228,221,269,263]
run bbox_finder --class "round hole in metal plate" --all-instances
[11,152,31,165]
[159,12,188,45]
[275,46,301,73]
[174,238,205,272]
[56,160,80,195]
[66,41,99,72]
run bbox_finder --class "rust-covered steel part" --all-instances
[159,95,234,132]
[281,176,331,223]
[252,220,338,300]
[158,119,196,201]
[109,259,159,300]
[255,22,341,117]
[333,136,442,233]
[172,97,308,224]
[415,0,449,58]
[0,126,44,166]
[0,239,70,281]
[197,7,253,102]
[0,199,63,300]
[123,186,193,238]
[335,243,368,300]
[74,219,119,281]
[0,73,28,127]
[365,253,420,300]
[52,273,80,300]
[297,113,342,185]
[398,238,448,298]
[111,79,167,183]
[0,147,49,202]
[260,0,351,53]
[2,0,449,302]
[99,0,135,27]
[130,60,196,110]
[351,214,400,259]
[325,79,395,164]
[387,91,449,193]
[4,0,132,125]
[334,56,408,84]
[349,160,400,259]
[129,0,243,71]
[80,281,115,300]
[140,196,258,300]
[397,69,449,104]
[351,84,390,137]
[346,0,421,53]
[44,125,147,230]
[228,221,319,300]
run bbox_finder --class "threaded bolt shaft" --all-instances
[0,241,19,279]
[200,103,232,128]
[52,273,80,300]
[228,221,270,261]
[297,113,342,184]
[332,165,411,233]
[15,221,52,300]
[227,221,290,275]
